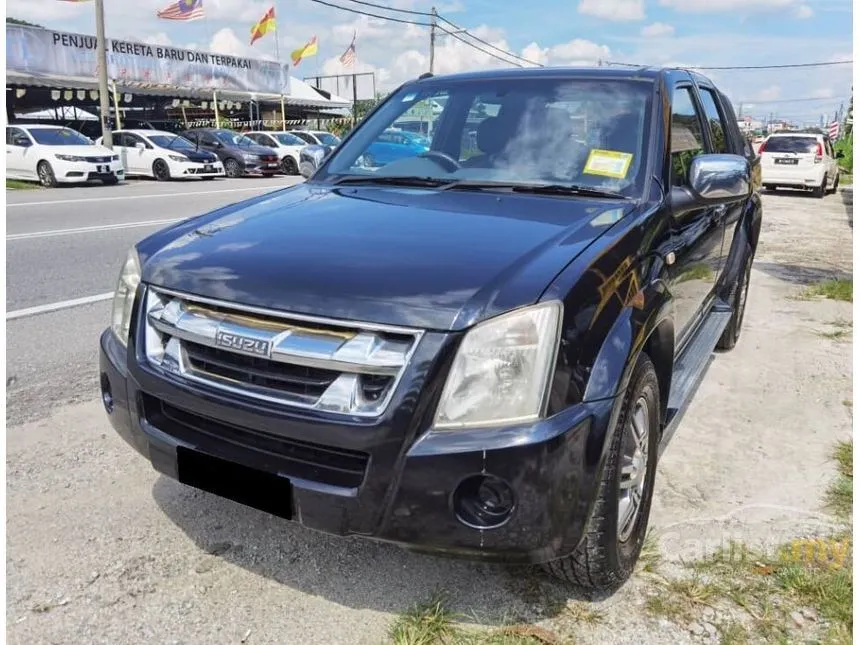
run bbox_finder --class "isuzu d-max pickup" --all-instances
[100,66,761,592]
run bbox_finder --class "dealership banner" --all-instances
[6,24,288,96]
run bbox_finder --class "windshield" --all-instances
[290,131,318,144]
[212,130,257,147]
[314,132,341,146]
[762,136,819,153]
[315,77,653,196]
[273,132,306,146]
[29,128,93,146]
[148,134,196,150]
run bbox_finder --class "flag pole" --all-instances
[273,3,286,131]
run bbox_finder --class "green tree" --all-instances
[6,17,44,28]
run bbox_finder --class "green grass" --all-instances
[839,173,853,186]
[6,179,39,190]
[646,440,855,642]
[825,440,853,519]
[388,596,563,645]
[800,279,853,302]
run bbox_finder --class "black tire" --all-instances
[813,177,826,198]
[281,156,298,175]
[153,159,171,181]
[37,161,57,188]
[202,177,216,181]
[542,352,660,593]
[224,158,242,178]
[717,245,753,351]
[102,176,119,186]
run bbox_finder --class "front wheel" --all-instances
[717,245,752,351]
[542,352,660,593]
[281,156,298,175]
[102,176,119,186]
[224,158,242,178]
[37,161,58,188]
[153,159,171,181]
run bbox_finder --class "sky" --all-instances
[5,0,854,124]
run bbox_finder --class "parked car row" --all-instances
[5,123,344,187]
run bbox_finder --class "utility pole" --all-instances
[737,102,743,118]
[94,0,113,148]
[429,6,437,74]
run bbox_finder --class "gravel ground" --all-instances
[6,189,853,645]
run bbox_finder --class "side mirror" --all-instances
[14,137,31,148]
[671,154,750,216]
[135,142,146,149]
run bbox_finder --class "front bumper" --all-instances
[99,328,616,564]
[242,159,281,175]
[55,159,125,183]
[170,160,224,178]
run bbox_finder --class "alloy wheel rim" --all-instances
[38,165,50,185]
[155,162,168,179]
[618,396,649,542]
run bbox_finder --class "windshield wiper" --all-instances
[442,180,629,199]
[330,175,452,188]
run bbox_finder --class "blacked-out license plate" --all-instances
[176,446,293,519]
[775,158,799,165]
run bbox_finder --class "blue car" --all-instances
[363,129,430,166]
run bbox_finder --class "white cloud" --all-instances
[549,39,611,66]
[142,32,172,47]
[811,87,835,99]
[794,4,814,17]
[754,85,782,101]
[659,0,799,12]
[640,22,675,37]
[578,0,645,21]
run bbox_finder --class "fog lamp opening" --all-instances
[452,473,516,530]
[100,373,114,414]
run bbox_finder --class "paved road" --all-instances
[6,176,303,425]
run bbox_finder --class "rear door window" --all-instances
[762,137,818,153]
[670,86,708,187]
[698,88,730,153]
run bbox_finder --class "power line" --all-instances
[606,59,853,70]
[304,0,433,26]
[741,96,849,105]
[436,25,524,67]
[437,15,545,67]
[339,0,434,16]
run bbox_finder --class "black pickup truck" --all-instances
[100,66,761,592]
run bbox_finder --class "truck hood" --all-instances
[139,183,634,331]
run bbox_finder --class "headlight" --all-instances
[110,247,142,347]
[242,153,258,161]
[111,154,119,161]
[55,154,86,162]
[168,154,188,162]
[433,301,563,430]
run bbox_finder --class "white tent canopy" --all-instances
[19,105,98,120]
[286,76,351,108]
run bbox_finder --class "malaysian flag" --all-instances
[828,120,840,140]
[157,0,204,21]
[339,32,356,67]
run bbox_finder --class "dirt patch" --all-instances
[5,192,852,645]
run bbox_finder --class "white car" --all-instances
[6,124,124,187]
[287,130,342,148]
[97,129,224,181]
[759,132,842,197]
[244,131,306,175]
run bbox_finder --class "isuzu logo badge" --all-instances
[215,330,271,356]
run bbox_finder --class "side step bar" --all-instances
[658,306,732,457]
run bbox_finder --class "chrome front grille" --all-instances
[142,287,423,416]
